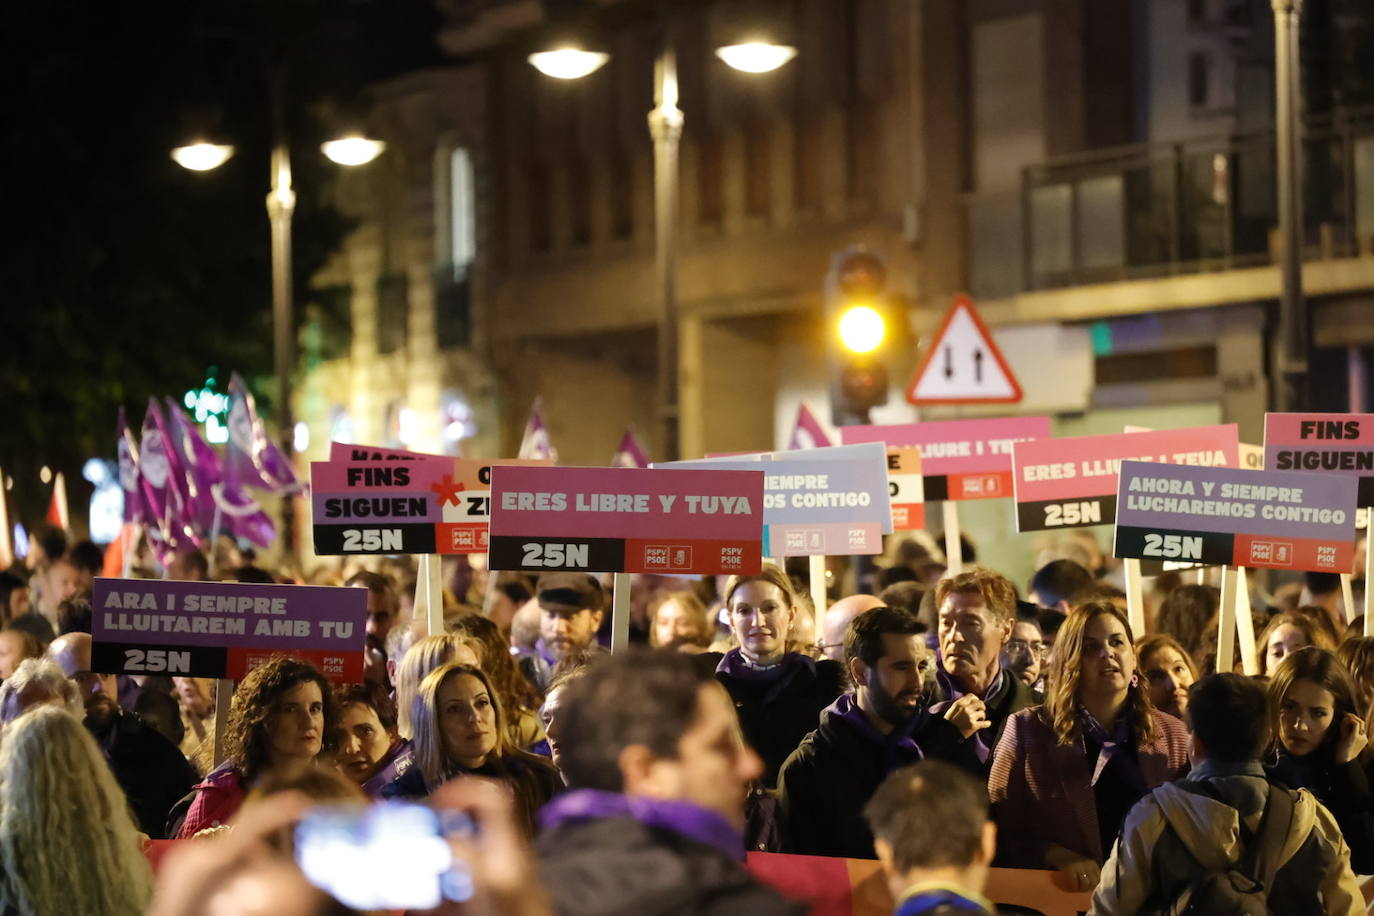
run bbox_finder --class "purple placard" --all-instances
[1113,461,1358,573]
[93,578,367,652]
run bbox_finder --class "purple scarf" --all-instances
[930,666,1009,764]
[829,694,924,773]
[1081,711,1146,793]
[361,739,414,798]
[715,649,815,704]
[539,789,745,861]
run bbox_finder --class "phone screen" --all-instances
[295,803,474,910]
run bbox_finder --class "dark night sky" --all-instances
[1,0,443,524]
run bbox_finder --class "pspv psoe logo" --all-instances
[643,545,692,571]
[1248,540,1293,566]
[960,475,1002,498]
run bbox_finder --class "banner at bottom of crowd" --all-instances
[1112,460,1358,572]
[92,577,368,681]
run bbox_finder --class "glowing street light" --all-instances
[528,48,610,80]
[714,42,798,74]
[321,136,386,166]
[171,142,235,172]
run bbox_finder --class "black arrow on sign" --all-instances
[943,346,953,379]
[974,349,984,383]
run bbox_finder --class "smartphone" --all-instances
[295,802,476,910]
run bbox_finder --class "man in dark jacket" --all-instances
[48,632,196,838]
[536,649,802,916]
[866,761,998,916]
[1092,674,1363,915]
[929,568,1038,775]
[777,606,984,858]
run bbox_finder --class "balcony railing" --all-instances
[968,107,1374,299]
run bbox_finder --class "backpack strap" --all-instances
[1238,785,1296,892]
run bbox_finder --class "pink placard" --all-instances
[489,466,764,540]
[840,417,1051,475]
[327,442,452,463]
[1264,414,1374,447]
[1013,425,1240,503]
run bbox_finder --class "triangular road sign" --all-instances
[906,295,1023,405]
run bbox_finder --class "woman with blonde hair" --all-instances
[989,601,1189,892]
[648,590,713,653]
[448,614,546,747]
[0,705,153,915]
[393,633,482,740]
[697,563,846,787]
[381,663,560,836]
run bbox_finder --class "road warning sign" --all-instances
[906,295,1023,405]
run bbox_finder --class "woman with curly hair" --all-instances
[988,601,1190,892]
[175,656,338,838]
[0,705,153,915]
[448,614,546,748]
[382,663,560,836]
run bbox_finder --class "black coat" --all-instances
[931,668,1039,777]
[93,711,197,839]
[777,703,977,859]
[536,814,803,916]
[698,652,847,788]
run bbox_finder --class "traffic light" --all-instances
[825,248,892,425]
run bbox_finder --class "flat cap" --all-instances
[536,572,604,613]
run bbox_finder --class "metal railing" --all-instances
[969,107,1374,297]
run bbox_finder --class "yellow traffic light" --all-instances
[838,305,886,354]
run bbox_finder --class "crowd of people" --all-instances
[0,521,1371,914]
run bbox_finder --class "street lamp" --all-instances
[173,90,385,557]
[529,33,796,462]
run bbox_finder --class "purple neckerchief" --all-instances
[829,694,924,772]
[930,666,1010,764]
[1081,711,1146,793]
[361,739,413,798]
[533,638,557,667]
[540,789,745,861]
[715,649,815,705]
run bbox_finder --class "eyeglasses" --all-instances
[1006,638,1048,659]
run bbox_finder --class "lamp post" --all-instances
[1272,0,1307,412]
[173,66,384,558]
[530,35,795,462]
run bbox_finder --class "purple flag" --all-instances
[788,402,835,450]
[225,372,303,495]
[165,399,277,548]
[139,399,199,553]
[518,397,558,461]
[117,407,145,525]
[611,429,650,468]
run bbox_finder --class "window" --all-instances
[745,125,772,218]
[1188,53,1210,108]
[449,148,476,280]
[568,157,592,246]
[609,147,633,239]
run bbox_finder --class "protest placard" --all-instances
[487,465,765,575]
[1264,414,1374,504]
[1012,425,1240,532]
[1113,461,1358,572]
[840,416,1051,501]
[311,457,551,556]
[1265,413,1374,631]
[91,577,367,681]
[657,442,892,556]
[887,447,925,530]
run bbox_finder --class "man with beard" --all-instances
[777,607,985,859]
[47,633,196,838]
[930,568,1039,776]
[519,574,607,690]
